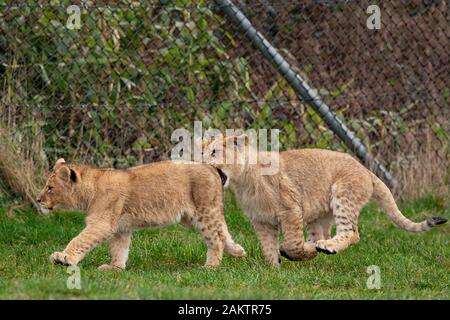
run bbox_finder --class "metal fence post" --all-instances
[215,0,397,190]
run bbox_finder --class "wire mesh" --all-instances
[0,0,448,189]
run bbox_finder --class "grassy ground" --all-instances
[0,192,448,299]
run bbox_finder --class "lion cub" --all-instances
[37,159,245,270]
[202,134,447,267]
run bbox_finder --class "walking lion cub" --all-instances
[202,134,447,267]
[37,159,245,270]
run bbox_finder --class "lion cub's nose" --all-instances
[37,197,41,203]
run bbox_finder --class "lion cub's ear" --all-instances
[54,158,66,170]
[56,166,78,183]
[230,133,249,147]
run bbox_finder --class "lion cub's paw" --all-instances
[266,257,281,268]
[98,264,124,272]
[279,243,318,261]
[201,263,220,270]
[50,251,76,266]
[315,240,337,255]
[226,243,247,258]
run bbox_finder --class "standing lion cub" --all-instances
[37,159,245,270]
[202,134,447,267]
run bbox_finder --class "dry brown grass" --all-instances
[0,124,47,210]
[393,131,449,202]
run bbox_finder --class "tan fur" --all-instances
[37,159,245,270]
[203,135,447,267]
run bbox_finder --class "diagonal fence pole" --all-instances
[215,0,397,190]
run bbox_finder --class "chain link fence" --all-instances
[0,0,449,202]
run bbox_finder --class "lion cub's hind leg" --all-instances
[185,208,226,268]
[222,223,246,258]
[315,181,370,254]
[184,209,245,267]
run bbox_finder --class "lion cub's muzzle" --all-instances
[36,197,53,215]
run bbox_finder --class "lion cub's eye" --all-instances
[47,186,53,193]
[211,149,216,157]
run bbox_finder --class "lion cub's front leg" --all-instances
[275,181,318,262]
[253,221,280,267]
[50,223,113,266]
[278,206,318,262]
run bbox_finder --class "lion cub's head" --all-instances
[202,134,279,177]
[36,158,80,215]
[202,134,252,175]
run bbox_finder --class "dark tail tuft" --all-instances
[426,217,448,227]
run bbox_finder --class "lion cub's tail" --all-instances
[371,173,447,232]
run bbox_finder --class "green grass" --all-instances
[0,193,448,299]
